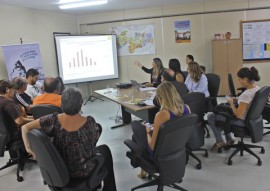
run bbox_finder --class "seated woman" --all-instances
[186,54,194,65]
[131,81,190,178]
[134,58,164,87]
[168,58,185,83]
[22,87,117,191]
[185,61,210,97]
[0,80,33,136]
[207,67,260,151]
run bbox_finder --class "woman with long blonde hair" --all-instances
[185,61,209,97]
[134,58,164,87]
[131,81,190,178]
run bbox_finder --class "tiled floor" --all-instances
[1,97,270,191]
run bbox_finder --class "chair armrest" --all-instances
[215,112,237,133]
[88,153,108,189]
[124,139,141,154]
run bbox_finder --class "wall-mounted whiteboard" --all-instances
[241,20,270,61]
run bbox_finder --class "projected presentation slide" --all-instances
[60,36,115,79]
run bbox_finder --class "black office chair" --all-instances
[228,73,245,97]
[262,104,270,136]
[182,71,188,80]
[204,73,220,138]
[217,86,270,165]
[182,92,208,170]
[27,129,107,191]
[0,111,34,182]
[56,76,65,95]
[31,104,63,119]
[125,114,197,191]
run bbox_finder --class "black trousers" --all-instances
[96,144,117,191]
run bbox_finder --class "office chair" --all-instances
[0,111,34,182]
[204,73,220,138]
[31,104,63,119]
[182,92,208,170]
[216,86,270,165]
[27,129,108,191]
[56,76,65,95]
[262,104,270,136]
[228,73,245,97]
[125,114,197,191]
[182,71,188,80]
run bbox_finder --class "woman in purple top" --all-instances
[22,87,117,191]
[131,81,190,178]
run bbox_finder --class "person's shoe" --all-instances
[224,140,235,150]
[226,140,235,146]
[211,142,226,152]
[137,170,148,179]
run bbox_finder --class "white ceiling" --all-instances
[0,0,216,15]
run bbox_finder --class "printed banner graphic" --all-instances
[2,43,45,81]
[110,24,155,56]
[174,20,191,43]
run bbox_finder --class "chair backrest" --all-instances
[182,92,205,149]
[31,104,63,119]
[182,71,188,80]
[153,114,197,185]
[0,111,10,157]
[228,73,237,97]
[28,129,70,187]
[56,77,65,95]
[245,86,270,142]
[205,73,220,97]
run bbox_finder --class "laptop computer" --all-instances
[130,80,146,88]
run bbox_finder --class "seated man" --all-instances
[25,68,42,99]
[0,80,33,136]
[153,68,188,107]
[33,77,61,108]
[12,77,33,114]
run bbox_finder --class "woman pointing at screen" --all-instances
[134,58,164,87]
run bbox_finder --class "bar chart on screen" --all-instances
[55,35,118,84]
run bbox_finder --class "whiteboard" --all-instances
[241,20,270,61]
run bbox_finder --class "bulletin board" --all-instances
[241,20,270,61]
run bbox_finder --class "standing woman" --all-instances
[135,58,164,87]
[185,61,209,97]
[169,58,185,83]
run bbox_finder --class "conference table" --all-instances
[95,87,159,129]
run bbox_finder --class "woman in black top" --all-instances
[135,58,164,87]
[22,87,117,191]
[168,58,185,83]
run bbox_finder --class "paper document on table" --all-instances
[139,87,156,91]
[114,94,128,99]
[125,98,144,104]
[143,99,154,106]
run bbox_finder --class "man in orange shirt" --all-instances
[33,77,61,108]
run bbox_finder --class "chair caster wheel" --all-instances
[204,152,209,158]
[257,160,262,166]
[17,176,24,182]
[261,148,265,154]
[218,148,222,153]
[228,160,232,165]
[196,164,202,170]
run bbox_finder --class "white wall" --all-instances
[78,0,270,92]
[0,4,80,93]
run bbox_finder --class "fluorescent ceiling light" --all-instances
[59,0,82,3]
[59,0,108,9]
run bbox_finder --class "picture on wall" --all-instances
[110,24,155,56]
[174,20,191,43]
